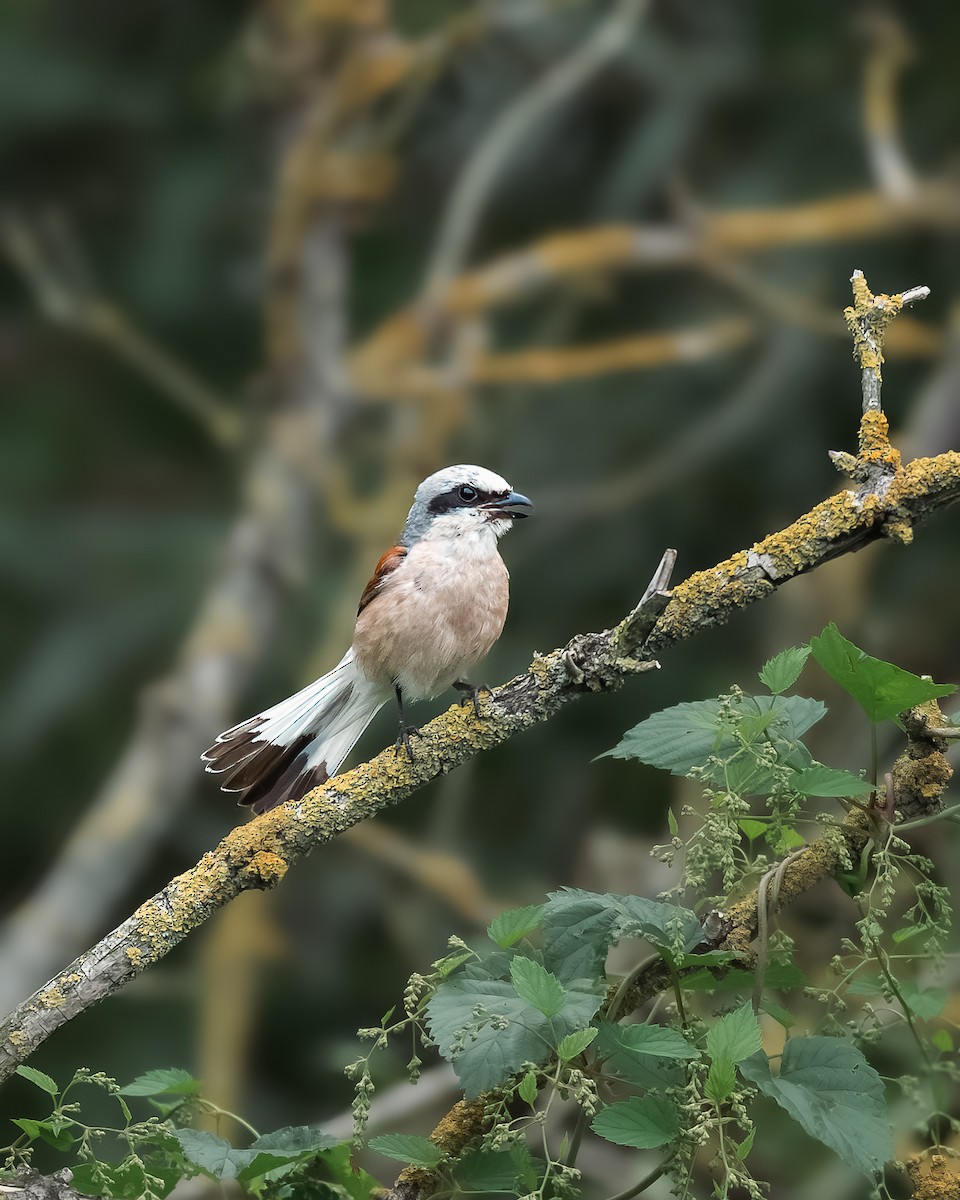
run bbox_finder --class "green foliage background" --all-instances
[2,1,960,1195]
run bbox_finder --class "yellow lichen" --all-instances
[37,987,64,1009]
[244,851,288,888]
[843,272,905,379]
[9,1030,25,1047]
[126,946,144,969]
[858,409,900,468]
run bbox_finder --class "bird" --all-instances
[202,465,532,814]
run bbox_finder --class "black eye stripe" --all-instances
[427,486,507,515]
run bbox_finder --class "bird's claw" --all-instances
[394,725,423,762]
[453,680,490,718]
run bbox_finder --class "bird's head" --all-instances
[402,465,533,546]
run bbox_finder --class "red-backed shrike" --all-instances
[202,465,532,813]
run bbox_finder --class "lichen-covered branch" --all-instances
[1,410,959,1077]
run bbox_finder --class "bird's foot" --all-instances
[453,679,490,718]
[394,724,423,762]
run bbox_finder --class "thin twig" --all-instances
[422,0,648,304]
[0,210,243,449]
[844,269,930,413]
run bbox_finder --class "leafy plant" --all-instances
[344,627,957,1199]
[4,627,956,1199]
[1,1066,367,1200]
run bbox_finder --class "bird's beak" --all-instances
[484,490,533,519]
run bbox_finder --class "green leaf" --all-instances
[541,889,702,982]
[735,1127,756,1160]
[174,1129,239,1179]
[891,924,934,946]
[595,1022,692,1089]
[683,961,808,993]
[557,1027,599,1060]
[738,818,768,842]
[434,952,474,978]
[759,997,795,1028]
[600,1021,700,1060]
[705,1057,737,1102]
[591,1095,679,1149]
[453,1145,536,1193]
[15,1065,58,1095]
[368,1134,444,1168]
[759,646,811,694]
[488,905,544,949]
[739,1037,893,1178]
[510,957,567,1017]
[249,1126,341,1154]
[11,1118,43,1139]
[898,981,948,1020]
[312,1143,380,1200]
[426,970,603,1097]
[809,624,956,723]
[707,1003,762,1064]
[71,1160,149,1200]
[932,1029,954,1054]
[120,1067,202,1097]
[601,695,825,778]
[788,764,872,797]
[518,1071,539,1104]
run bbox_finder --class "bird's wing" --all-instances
[357,544,407,615]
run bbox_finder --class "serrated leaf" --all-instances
[809,624,956,724]
[759,997,795,1028]
[707,1003,762,1064]
[601,1021,700,1060]
[510,957,567,1017]
[891,924,933,945]
[518,1071,538,1104]
[434,951,475,978]
[788,764,872,797]
[898,981,948,1020]
[683,961,808,993]
[739,818,767,842]
[120,1067,201,1097]
[557,1027,598,1060]
[601,695,825,781]
[249,1126,341,1154]
[541,889,701,982]
[174,1129,239,1179]
[739,1037,892,1178]
[735,1127,756,1160]
[453,1145,536,1193]
[426,972,603,1097]
[595,1022,692,1089]
[71,1160,148,1200]
[705,1057,737,1102]
[15,1065,58,1095]
[591,1095,679,1149]
[488,905,544,949]
[368,1134,444,1168]
[760,646,811,694]
[932,1029,954,1053]
[11,1118,43,1139]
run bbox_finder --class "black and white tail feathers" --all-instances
[202,650,387,814]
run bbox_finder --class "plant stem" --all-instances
[870,721,879,792]
[604,1161,666,1200]
[672,970,689,1029]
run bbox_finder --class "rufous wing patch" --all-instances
[357,545,407,614]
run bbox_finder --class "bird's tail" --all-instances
[202,650,387,814]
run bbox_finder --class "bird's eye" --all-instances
[457,484,479,503]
